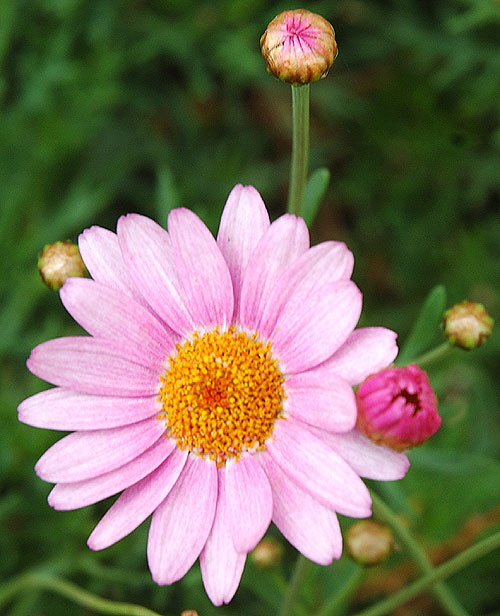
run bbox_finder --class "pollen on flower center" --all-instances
[157,326,285,466]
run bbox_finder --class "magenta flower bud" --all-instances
[443,301,494,350]
[356,364,441,451]
[38,240,87,291]
[260,9,338,85]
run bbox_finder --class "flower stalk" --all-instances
[371,492,469,616]
[277,553,311,616]
[352,526,500,616]
[413,341,454,368]
[0,572,162,616]
[288,84,310,216]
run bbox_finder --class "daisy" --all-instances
[19,184,409,605]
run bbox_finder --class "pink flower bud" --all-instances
[38,240,87,291]
[443,301,494,350]
[356,364,441,451]
[260,9,338,85]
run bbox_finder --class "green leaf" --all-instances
[302,167,330,228]
[396,284,447,365]
[155,165,180,224]
[409,448,500,476]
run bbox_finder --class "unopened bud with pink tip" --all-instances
[38,240,87,290]
[356,364,441,451]
[260,9,338,85]
[443,301,494,350]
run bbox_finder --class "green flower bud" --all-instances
[443,301,494,350]
[346,520,394,567]
[38,240,87,291]
[250,537,284,569]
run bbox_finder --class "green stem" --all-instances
[277,553,311,616]
[413,341,453,368]
[287,84,310,216]
[0,572,163,616]
[352,526,500,616]
[371,493,469,616]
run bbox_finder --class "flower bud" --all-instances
[38,240,87,291]
[181,611,199,616]
[346,520,393,566]
[443,301,494,350]
[260,9,338,85]
[250,537,284,569]
[356,364,441,451]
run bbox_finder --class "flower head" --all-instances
[19,185,409,605]
[260,9,338,85]
[38,240,87,290]
[356,364,441,451]
[443,301,494,350]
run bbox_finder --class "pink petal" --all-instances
[238,213,309,333]
[260,453,342,564]
[49,436,175,510]
[224,455,272,552]
[60,278,174,363]
[271,280,362,375]
[266,418,371,517]
[200,468,246,606]
[148,455,217,585]
[18,388,159,430]
[27,337,159,396]
[323,430,410,480]
[117,214,195,336]
[168,208,234,329]
[285,370,356,433]
[216,185,270,316]
[78,226,146,305]
[35,418,166,483]
[323,327,398,386]
[88,448,188,550]
[251,241,355,339]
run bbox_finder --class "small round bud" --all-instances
[38,240,87,291]
[356,364,441,451]
[443,301,494,350]
[346,520,393,566]
[181,611,199,616]
[250,537,284,569]
[260,9,338,85]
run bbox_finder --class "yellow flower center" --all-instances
[157,326,285,466]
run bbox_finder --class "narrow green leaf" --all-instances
[396,284,447,365]
[155,165,179,224]
[302,167,330,228]
[409,448,500,476]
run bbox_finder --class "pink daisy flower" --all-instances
[19,185,409,605]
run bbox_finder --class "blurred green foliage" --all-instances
[1,0,499,614]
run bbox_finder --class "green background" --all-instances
[1,0,499,614]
